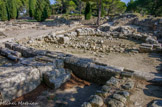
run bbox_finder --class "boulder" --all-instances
[90,95,104,107]
[106,77,120,87]
[112,94,127,103]
[106,98,124,107]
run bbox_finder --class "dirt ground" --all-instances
[129,80,162,107]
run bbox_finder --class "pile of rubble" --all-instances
[112,13,162,41]
[0,21,40,31]
[32,26,162,54]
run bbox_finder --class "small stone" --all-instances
[101,85,112,92]
[96,90,109,98]
[122,81,134,90]
[106,77,120,87]
[106,98,124,107]
[81,102,92,107]
[90,95,104,107]
[116,91,130,98]
[113,94,127,103]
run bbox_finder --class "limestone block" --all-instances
[43,69,71,89]
[0,66,41,101]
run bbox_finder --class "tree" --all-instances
[66,0,76,13]
[0,1,7,21]
[126,0,162,17]
[7,0,17,19]
[34,0,51,22]
[82,0,102,26]
[97,0,102,25]
[84,1,92,20]
[126,0,135,12]
[34,0,45,21]
[44,0,51,17]
[104,0,126,16]
[29,0,36,17]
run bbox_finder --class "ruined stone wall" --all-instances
[133,18,162,37]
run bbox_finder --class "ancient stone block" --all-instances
[0,66,41,101]
[43,69,71,89]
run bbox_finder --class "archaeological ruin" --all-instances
[0,13,162,107]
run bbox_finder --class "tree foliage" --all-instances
[0,1,7,21]
[127,0,162,17]
[66,0,76,13]
[7,0,17,19]
[34,0,51,22]
[29,0,36,17]
[103,0,126,16]
[84,1,92,20]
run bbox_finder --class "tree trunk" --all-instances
[97,0,102,26]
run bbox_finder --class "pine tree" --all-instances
[34,0,51,22]
[7,0,17,19]
[84,1,92,20]
[44,0,51,18]
[0,1,8,21]
[29,0,36,17]
[34,0,44,21]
